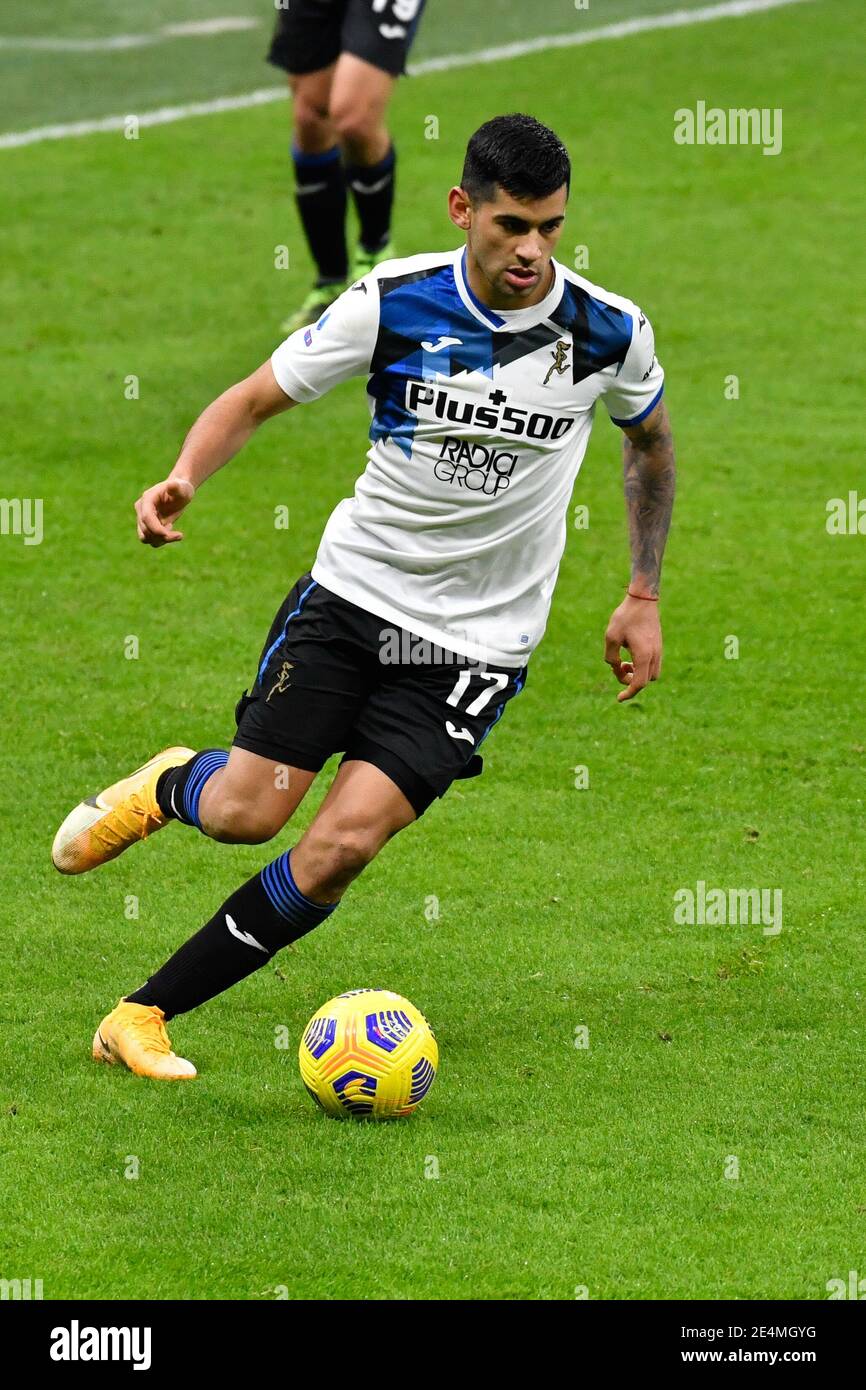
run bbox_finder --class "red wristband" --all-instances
[626,589,659,601]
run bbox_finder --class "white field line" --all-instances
[0,18,261,52]
[0,0,816,152]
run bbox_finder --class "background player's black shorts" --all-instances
[268,0,427,78]
[233,571,528,817]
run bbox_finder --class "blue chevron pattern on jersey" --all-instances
[551,279,632,383]
[368,262,497,458]
[366,260,635,457]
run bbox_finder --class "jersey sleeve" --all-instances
[270,278,379,403]
[599,304,665,428]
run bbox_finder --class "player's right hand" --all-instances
[134,477,195,546]
[604,594,662,702]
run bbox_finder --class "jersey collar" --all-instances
[453,247,564,332]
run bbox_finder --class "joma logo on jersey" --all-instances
[405,381,575,441]
[434,437,517,496]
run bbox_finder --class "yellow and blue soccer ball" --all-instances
[299,989,438,1119]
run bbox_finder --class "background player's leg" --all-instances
[120,761,416,1030]
[285,66,350,328]
[289,65,337,158]
[329,54,398,272]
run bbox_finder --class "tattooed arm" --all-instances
[603,399,676,702]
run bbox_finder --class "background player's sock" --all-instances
[156,749,228,829]
[292,144,349,284]
[125,849,338,1018]
[345,144,396,254]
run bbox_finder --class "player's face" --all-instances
[451,184,568,309]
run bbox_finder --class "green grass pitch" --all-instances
[1,0,864,1300]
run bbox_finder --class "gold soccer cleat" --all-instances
[92,1001,196,1081]
[51,746,195,875]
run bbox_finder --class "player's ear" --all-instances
[448,185,472,230]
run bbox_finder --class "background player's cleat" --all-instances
[92,1001,197,1080]
[51,745,195,875]
[351,239,395,282]
[279,280,346,336]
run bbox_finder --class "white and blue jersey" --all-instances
[270,247,664,668]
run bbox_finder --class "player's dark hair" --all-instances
[461,114,571,204]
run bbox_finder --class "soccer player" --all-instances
[269,0,427,334]
[52,114,675,1080]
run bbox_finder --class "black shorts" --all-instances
[233,571,528,817]
[268,0,426,78]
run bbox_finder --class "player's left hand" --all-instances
[604,595,662,702]
[135,477,195,547]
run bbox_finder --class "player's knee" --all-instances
[329,827,380,878]
[203,795,284,845]
[330,103,381,154]
[303,819,382,890]
[291,99,333,148]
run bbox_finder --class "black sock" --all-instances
[156,749,228,829]
[125,849,339,1019]
[345,144,396,254]
[292,144,348,284]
